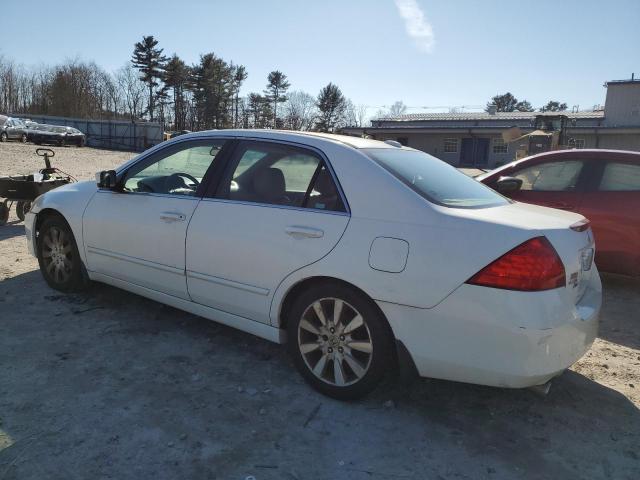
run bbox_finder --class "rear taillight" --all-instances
[467,236,566,291]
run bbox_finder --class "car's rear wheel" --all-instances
[287,282,394,400]
[0,132,7,142]
[37,216,88,292]
[20,133,27,143]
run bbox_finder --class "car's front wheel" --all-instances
[37,215,88,292]
[287,282,394,400]
[0,132,7,142]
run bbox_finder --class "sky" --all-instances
[3,0,639,114]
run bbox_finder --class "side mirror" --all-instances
[494,176,523,194]
[96,170,118,190]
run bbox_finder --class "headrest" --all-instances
[253,168,286,200]
[315,168,335,195]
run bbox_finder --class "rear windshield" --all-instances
[363,148,509,208]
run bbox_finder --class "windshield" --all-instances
[363,148,509,208]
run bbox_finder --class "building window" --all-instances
[443,138,458,153]
[573,138,585,149]
[492,137,508,154]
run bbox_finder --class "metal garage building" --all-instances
[343,78,640,169]
[21,115,162,151]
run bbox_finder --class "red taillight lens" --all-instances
[467,237,566,291]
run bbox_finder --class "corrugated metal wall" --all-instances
[20,115,162,151]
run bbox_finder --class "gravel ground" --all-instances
[1,142,639,479]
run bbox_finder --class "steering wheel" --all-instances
[166,173,200,193]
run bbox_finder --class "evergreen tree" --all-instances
[486,92,518,112]
[189,53,234,129]
[232,65,248,127]
[315,83,347,132]
[248,93,272,128]
[264,70,290,128]
[514,100,534,112]
[163,54,189,129]
[540,100,568,112]
[131,35,167,121]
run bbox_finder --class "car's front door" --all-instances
[83,139,228,298]
[186,140,350,324]
[6,119,21,139]
[507,157,589,211]
[578,159,640,276]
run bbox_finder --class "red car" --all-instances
[478,149,640,277]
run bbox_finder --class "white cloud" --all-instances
[394,0,435,53]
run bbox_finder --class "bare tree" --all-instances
[115,64,147,120]
[344,100,370,127]
[388,100,407,116]
[283,90,316,130]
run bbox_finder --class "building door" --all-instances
[475,138,489,167]
[460,138,489,167]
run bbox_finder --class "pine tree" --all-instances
[131,35,167,121]
[232,65,248,127]
[486,92,518,112]
[163,54,189,129]
[264,70,290,128]
[189,53,235,129]
[315,83,347,132]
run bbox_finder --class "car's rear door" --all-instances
[185,139,350,324]
[83,138,229,298]
[578,155,640,275]
[507,155,589,211]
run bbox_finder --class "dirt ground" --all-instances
[1,142,639,480]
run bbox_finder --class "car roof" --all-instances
[524,148,640,159]
[477,148,640,181]
[183,129,395,150]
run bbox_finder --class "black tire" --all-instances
[0,203,9,225]
[0,132,7,142]
[286,282,395,400]
[16,201,31,221]
[21,133,27,143]
[37,215,89,292]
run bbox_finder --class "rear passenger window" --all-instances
[221,141,345,212]
[599,163,640,191]
[513,160,583,191]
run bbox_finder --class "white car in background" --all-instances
[25,131,601,399]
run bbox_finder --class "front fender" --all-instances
[30,180,98,262]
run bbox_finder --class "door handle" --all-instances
[285,226,324,239]
[160,212,186,222]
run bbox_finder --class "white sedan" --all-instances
[25,131,601,399]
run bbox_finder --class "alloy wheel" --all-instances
[297,297,373,387]
[41,226,74,284]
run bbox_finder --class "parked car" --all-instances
[478,149,640,277]
[25,131,601,399]
[28,124,85,147]
[0,116,28,143]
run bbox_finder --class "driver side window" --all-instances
[512,160,584,192]
[123,140,226,196]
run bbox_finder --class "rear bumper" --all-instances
[378,269,601,388]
